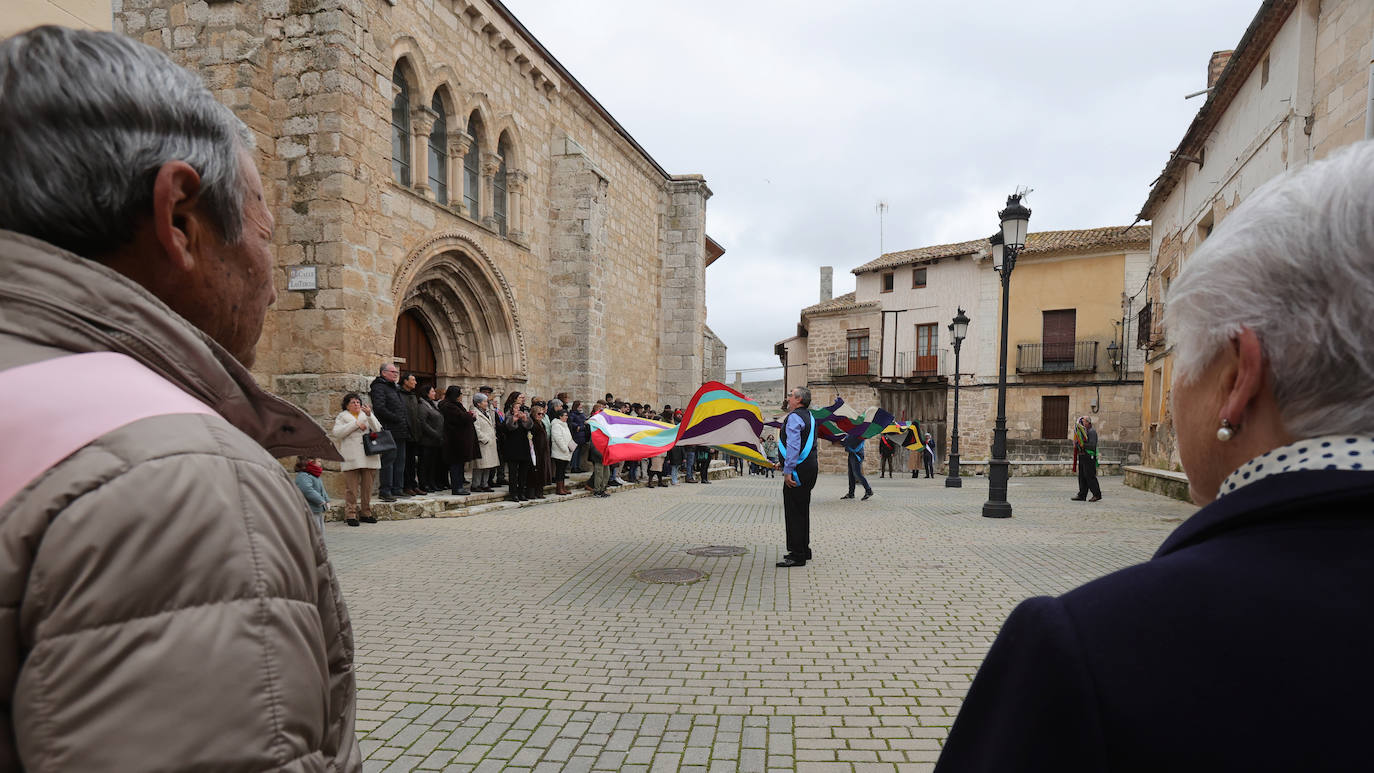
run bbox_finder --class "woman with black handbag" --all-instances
[331,392,382,526]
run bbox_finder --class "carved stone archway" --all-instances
[395,235,525,382]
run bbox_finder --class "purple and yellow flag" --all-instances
[588,382,770,465]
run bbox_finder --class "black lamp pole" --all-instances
[982,193,1031,519]
[945,307,969,488]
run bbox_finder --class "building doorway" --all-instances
[393,308,438,385]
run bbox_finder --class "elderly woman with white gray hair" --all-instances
[936,141,1374,772]
[470,391,501,492]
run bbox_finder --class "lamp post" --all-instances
[944,307,969,488]
[982,193,1031,519]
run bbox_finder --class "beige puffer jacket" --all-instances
[0,231,360,771]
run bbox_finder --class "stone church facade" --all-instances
[113,0,724,419]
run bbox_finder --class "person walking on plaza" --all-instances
[439,385,476,496]
[333,392,382,527]
[1071,416,1102,502]
[935,139,1374,773]
[878,434,896,478]
[775,387,819,567]
[471,392,500,491]
[370,362,410,500]
[294,456,330,531]
[0,26,358,769]
[842,439,874,500]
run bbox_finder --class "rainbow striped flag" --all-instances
[588,382,771,465]
[767,398,924,452]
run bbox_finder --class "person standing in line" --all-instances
[1071,416,1102,502]
[470,392,500,492]
[589,401,612,498]
[0,27,359,768]
[878,435,896,478]
[399,372,424,495]
[439,386,476,496]
[774,387,819,567]
[550,407,574,495]
[842,438,874,500]
[332,392,382,527]
[502,392,534,502]
[528,402,552,499]
[568,400,589,472]
[369,362,409,501]
[416,384,445,492]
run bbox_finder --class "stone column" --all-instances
[548,136,609,399]
[409,105,438,198]
[506,169,527,240]
[657,174,712,406]
[446,130,473,213]
[480,151,502,231]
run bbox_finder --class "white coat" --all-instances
[332,409,383,471]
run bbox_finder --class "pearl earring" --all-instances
[1216,419,1235,442]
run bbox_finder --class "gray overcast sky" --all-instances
[510,0,1262,380]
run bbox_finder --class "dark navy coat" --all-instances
[936,470,1374,772]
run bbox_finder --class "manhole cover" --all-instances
[685,545,749,557]
[632,567,709,585]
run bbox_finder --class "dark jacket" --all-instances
[401,388,422,439]
[418,396,444,447]
[369,376,409,440]
[502,410,534,462]
[438,398,477,465]
[0,230,358,770]
[935,469,1374,773]
[568,409,589,444]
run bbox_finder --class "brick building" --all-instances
[112,0,725,422]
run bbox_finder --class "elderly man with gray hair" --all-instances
[0,27,359,770]
[936,141,1374,771]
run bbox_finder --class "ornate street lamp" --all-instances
[944,307,969,488]
[982,193,1030,518]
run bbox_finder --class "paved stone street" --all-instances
[328,473,1196,772]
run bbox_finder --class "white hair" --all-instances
[0,26,252,258]
[1166,139,1374,437]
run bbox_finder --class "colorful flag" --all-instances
[588,382,771,465]
[767,397,925,452]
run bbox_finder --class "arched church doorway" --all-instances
[393,242,526,386]
[393,309,437,384]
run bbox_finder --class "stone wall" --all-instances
[702,325,727,388]
[114,0,719,436]
[947,381,1143,464]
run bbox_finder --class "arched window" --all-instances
[463,113,482,218]
[390,65,411,186]
[428,94,448,204]
[493,133,510,236]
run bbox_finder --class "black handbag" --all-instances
[362,428,396,456]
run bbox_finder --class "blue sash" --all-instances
[777,410,815,485]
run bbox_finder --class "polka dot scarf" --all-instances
[1217,435,1374,499]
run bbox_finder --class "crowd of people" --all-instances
[317,377,729,524]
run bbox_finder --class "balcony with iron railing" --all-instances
[1016,341,1099,374]
[892,349,950,379]
[828,351,877,378]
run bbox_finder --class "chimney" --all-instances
[820,266,833,303]
[1207,50,1233,89]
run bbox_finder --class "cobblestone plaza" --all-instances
[329,474,1197,772]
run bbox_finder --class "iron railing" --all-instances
[1137,301,1162,349]
[1016,341,1099,374]
[893,349,949,378]
[828,351,876,377]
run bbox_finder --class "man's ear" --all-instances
[150,160,206,272]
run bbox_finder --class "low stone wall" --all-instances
[1123,465,1191,502]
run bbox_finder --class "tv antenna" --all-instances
[876,200,889,254]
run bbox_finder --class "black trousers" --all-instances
[782,460,818,559]
[923,452,935,478]
[879,454,894,477]
[1077,452,1101,498]
[507,460,530,498]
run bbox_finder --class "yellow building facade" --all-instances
[3,0,110,37]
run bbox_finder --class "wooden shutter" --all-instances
[914,323,938,375]
[1041,396,1070,439]
[1043,309,1076,366]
